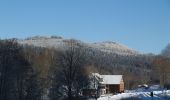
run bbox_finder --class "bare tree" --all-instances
[0,40,43,100]
[153,56,170,88]
[0,40,30,100]
[49,40,90,100]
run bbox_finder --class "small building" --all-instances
[83,73,124,97]
[99,75,124,94]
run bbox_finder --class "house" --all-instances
[99,74,124,94]
[83,73,124,97]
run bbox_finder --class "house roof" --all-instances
[100,75,123,85]
[92,73,123,85]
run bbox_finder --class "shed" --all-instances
[83,73,124,97]
[99,75,124,94]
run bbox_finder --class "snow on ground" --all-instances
[97,91,170,100]
[97,93,138,100]
[97,85,170,100]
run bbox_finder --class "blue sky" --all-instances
[0,0,170,54]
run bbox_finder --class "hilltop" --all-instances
[18,36,138,56]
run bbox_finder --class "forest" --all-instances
[0,39,170,100]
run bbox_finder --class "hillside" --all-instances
[0,36,157,100]
[16,36,155,89]
[18,36,138,56]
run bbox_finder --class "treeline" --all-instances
[0,40,91,100]
[0,40,42,100]
[83,46,154,89]
[0,39,170,100]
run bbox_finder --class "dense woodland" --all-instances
[0,39,170,100]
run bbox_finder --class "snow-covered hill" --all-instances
[89,41,138,55]
[18,36,138,56]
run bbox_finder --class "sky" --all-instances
[0,0,170,54]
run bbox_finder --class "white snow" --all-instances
[97,85,170,100]
[97,91,170,100]
[92,73,123,85]
[100,75,123,84]
[97,93,138,100]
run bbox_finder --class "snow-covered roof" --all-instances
[100,75,123,85]
[91,73,123,85]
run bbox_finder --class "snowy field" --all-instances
[97,85,170,100]
[98,93,138,100]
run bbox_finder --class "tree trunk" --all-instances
[68,86,72,100]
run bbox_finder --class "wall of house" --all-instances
[106,85,120,94]
[119,79,124,92]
